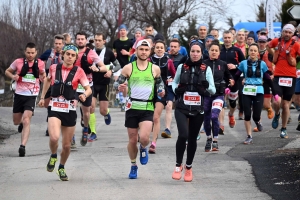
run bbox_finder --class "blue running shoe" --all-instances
[88,133,97,142]
[280,128,288,138]
[161,128,172,138]
[272,113,280,129]
[140,145,148,165]
[104,113,111,125]
[129,165,138,179]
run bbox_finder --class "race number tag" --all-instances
[125,98,132,111]
[212,99,223,110]
[278,77,292,87]
[297,70,300,78]
[243,85,257,96]
[228,91,238,100]
[22,74,36,83]
[183,92,201,105]
[51,98,70,113]
[76,84,85,93]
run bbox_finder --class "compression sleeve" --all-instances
[172,64,182,93]
[112,59,121,73]
[113,74,127,89]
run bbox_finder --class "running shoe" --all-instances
[243,135,253,144]
[219,125,225,135]
[140,145,148,165]
[148,144,156,154]
[80,129,88,146]
[280,128,288,139]
[267,108,274,119]
[47,156,57,172]
[80,118,84,127]
[128,165,138,179]
[18,123,23,133]
[212,141,219,151]
[204,138,212,152]
[172,165,183,180]
[255,122,263,132]
[18,146,25,157]
[57,168,68,181]
[290,103,295,109]
[161,128,172,138]
[272,113,280,129]
[238,112,244,120]
[253,127,259,132]
[184,167,193,182]
[104,113,111,125]
[287,116,292,124]
[228,113,236,128]
[71,136,76,149]
[121,103,125,112]
[296,122,300,131]
[88,133,97,142]
[45,129,49,136]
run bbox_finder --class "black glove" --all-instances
[201,80,209,89]
[175,87,186,95]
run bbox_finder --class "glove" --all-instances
[273,94,279,102]
[225,88,230,94]
[201,80,209,89]
[175,87,186,95]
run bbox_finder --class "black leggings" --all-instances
[238,77,244,113]
[242,94,264,122]
[174,109,203,166]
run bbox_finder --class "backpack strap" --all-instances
[64,66,78,84]
[55,64,63,83]
[19,58,29,77]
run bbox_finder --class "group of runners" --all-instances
[4,22,300,182]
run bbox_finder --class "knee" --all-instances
[49,135,59,144]
[90,106,95,114]
[100,108,108,116]
[62,143,71,151]
[253,116,260,122]
[128,134,138,145]
[22,117,31,127]
[166,102,172,111]
[244,113,251,121]
[153,114,160,124]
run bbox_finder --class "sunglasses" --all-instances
[258,41,267,43]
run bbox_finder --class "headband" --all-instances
[282,24,295,33]
[63,44,78,54]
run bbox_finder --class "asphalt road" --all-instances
[0,106,299,200]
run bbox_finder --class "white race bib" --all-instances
[243,85,257,96]
[228,91,238,100]
[278,77,292,87]
[125,98,132,111]
[76,84,85,93]
[51,98,70,113]
[183,92,201,105]
[297,70,300,78]
[212,99,223,110]
[22,74,36,83]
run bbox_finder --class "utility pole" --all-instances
[118,0,122,38]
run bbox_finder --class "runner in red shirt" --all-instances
[5,42,45,157]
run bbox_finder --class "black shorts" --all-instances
[13,94,36,113]
[93,84,109,101]
[76,86,93,107]
[47,106,77,127]
[273,76,296,101]
[125,109,154,128]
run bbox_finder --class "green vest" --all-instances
[128,61,155,111]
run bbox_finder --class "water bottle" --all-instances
[157,86,163,100]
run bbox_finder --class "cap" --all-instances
[154,33,165,41]
[136,39,151,48]
[247,31,255,39]
[260,27,268,33]
[258,36,268,42]
[119,24,127,31]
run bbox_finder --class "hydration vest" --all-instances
[273,37,296,67]
[51,64,78,100]
[81,48,93,74]
[45,49,62,70]
[19,58,39,78]
[246,60,262,78]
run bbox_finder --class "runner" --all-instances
[88,32,121,141]
[39,34,65,136]
[232,43,276,144]
[74,31,110,146]
[267,24,300,138]
[149,40,176,153]
[38,44,92,181]
[210,29,219,39]
[172,39,215,182]
[63,33,72,44]
[5,42,45,157]
[294,24,300,130]
[203,39,234,152]
[114,39,165,179]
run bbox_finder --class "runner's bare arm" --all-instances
[113,64,131,89]
[79,85,92,102]
[5,67,18,81]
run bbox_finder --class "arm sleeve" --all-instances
[168,59,176,78]
[172,64,182,93]
[237,49,246,62]
[224,62,233,82]
[205,67,216,95]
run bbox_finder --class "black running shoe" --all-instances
[18,123,23,133]
[296,123,300,131]
[47,156,57,172]
[204,138,212,152]
[45,129,49,136]
[57,168,68,181]
[80,129,88,146]
[19,146,25,157]
[212,141,219,151]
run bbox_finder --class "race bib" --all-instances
[228,91,238,100]
[212,99,223,110]
[125,98,132,111]
[243,85,257,96]
[76,84,85,93]
[278,77,292,87]
[183,92,201,105]
[51,98,70,113]
[22,74,36,83]
[297,70,300,78]
[168,81,173,86]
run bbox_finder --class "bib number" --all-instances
[51,98,70,113]
[278,77,292,87]
[297,70,300,79]
[183,92,201,105]
[125,98,132,111]
[228,91,238,100]
[212,99,223,110]
[243,85,257,96]
[22,74,36,83]
[76,84,85,93]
